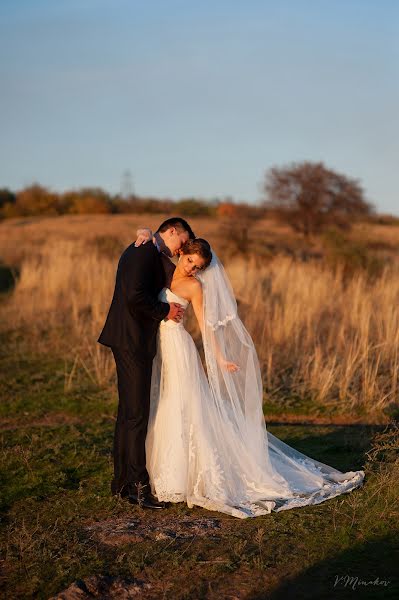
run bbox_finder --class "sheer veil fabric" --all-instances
[146,250,365,519]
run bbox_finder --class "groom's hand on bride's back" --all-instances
[166,302,184,322]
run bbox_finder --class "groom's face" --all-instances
[163,227,190,256]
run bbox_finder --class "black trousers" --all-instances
[110,347,153,495]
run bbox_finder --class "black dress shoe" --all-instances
[119,485,129,499]
[121,483,167,509]
[128,492,167,509]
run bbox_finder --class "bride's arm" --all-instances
[191,280,239,373]
[134,227,153,247]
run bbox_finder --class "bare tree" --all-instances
[263,161,374,238]
[216,202,265,255]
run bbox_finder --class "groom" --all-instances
[98,217,195,508]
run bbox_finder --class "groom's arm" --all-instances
[122,246,169,322]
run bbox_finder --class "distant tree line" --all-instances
[0,161,386,234]
[0,185,222,218]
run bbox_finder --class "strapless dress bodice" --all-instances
[159,287,190,329]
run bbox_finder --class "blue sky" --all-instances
[0,0,398,213]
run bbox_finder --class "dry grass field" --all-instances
[1,213,399,421]
[1,214,399,599]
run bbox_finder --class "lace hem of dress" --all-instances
[155,490,186,503]
[151,470,365,519]
[206,314,237,330]
[272,470,365,512]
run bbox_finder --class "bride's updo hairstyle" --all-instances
[180,238,212,270]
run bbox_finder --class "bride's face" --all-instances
[179,252,206,276]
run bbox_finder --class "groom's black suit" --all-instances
[98,241,172,495]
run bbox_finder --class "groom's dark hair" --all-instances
[156,217,195,240]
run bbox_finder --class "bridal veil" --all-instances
[195,251,365,516]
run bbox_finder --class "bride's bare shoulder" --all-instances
[170,276,202,302]
[186,276,203,299]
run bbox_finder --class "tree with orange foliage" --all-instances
[15,184,60,216]
[216,202,238,219]
[217,201,263,255]
[62,188,112,214]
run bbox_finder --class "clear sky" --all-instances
[0,0,398,213]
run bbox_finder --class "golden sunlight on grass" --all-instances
[1,214,399,419]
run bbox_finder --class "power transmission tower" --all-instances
[121,169,135,199]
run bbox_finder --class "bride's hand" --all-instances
[134,227,153,247]
[220,358,240,373]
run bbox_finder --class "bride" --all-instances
[140,235,365,519]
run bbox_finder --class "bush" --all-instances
[366,214,399,226]
[63,189,112,214]
[217,203,265,256]
[322,228,386,281]
[174,198,215,217]
[15,184,60,216]
[0,188,16,210]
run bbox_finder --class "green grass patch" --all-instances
[0,339,398,599]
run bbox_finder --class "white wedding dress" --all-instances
[146,285,365,519]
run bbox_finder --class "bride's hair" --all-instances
[181,238,212,269]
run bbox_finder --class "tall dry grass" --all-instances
[229,257,399,414]
[1,214,399,418]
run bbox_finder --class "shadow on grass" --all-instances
[1,424,382,520]
[268,424,386,473]
[260,533,398,600]
[0,263,19,293]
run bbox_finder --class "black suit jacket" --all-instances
[98,241,170,358]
